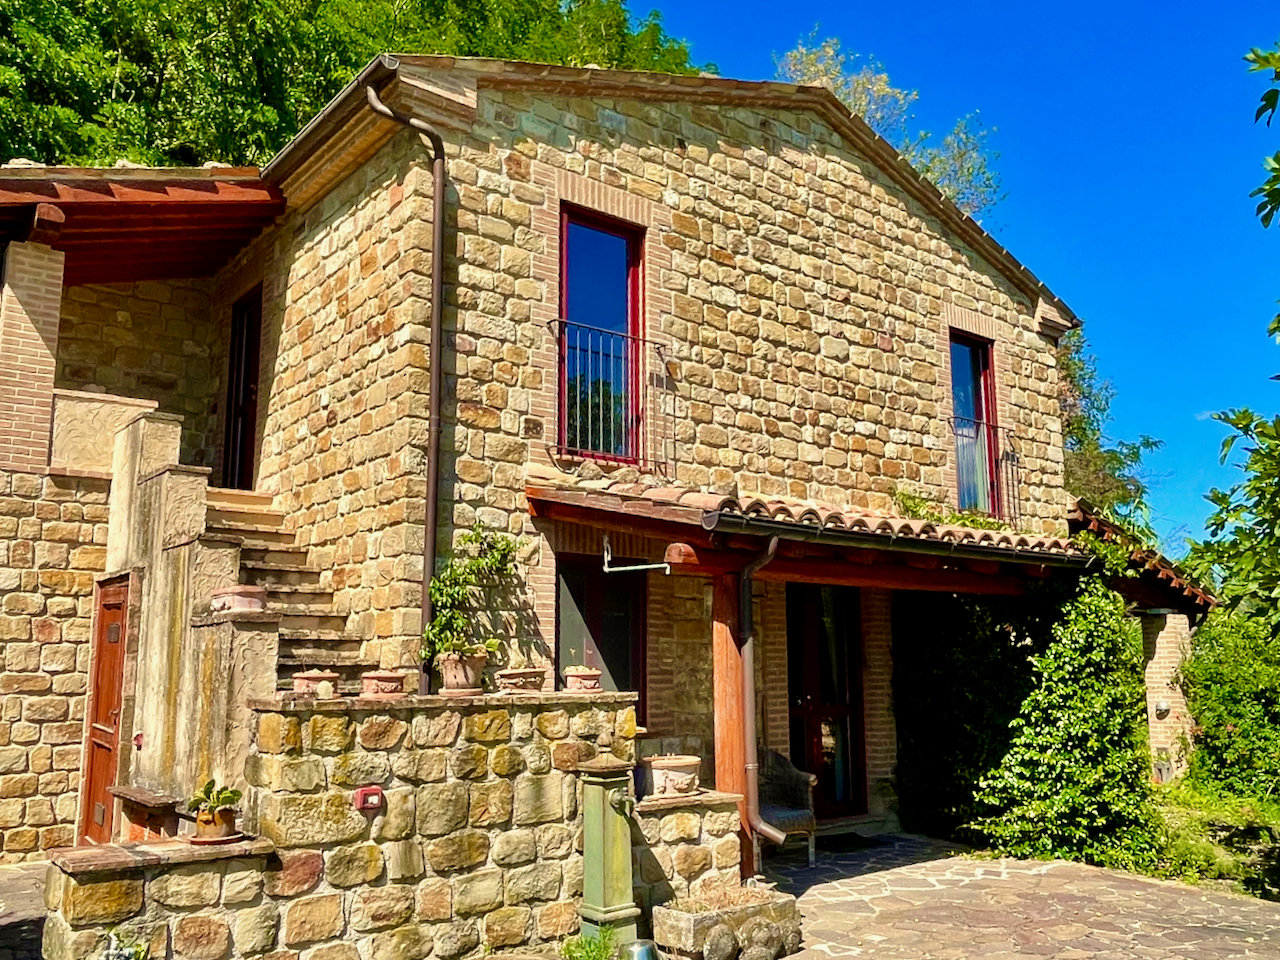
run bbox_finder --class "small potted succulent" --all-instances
[563,664,603,692]
[187,779,242,843]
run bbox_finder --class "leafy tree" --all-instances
[1058,327,1162,515]
[1181,610,1280,798]
[776,33,1001,218]
[1248,39,1280,232]
[0,0,705,167]
[969,577,1162,869]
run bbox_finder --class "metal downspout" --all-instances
[365,83,447,694]
[740,536,785,869]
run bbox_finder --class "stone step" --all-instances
[207,506,287,530]
[206,487,275,509]
[205,523,297,548]
[277,628,350,643]
[278,652,379,669]
[278,613,349,634]
[240,545,310,566]
[271,600,340,617]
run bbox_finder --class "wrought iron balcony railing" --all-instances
[556,319,672,471]
[947,416,1021,525]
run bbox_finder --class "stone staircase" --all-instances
[205,488,374,691]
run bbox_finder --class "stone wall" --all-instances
[41,692,740,960]
[0,468,110,862]
[245,692,636,955]
[57,279,220,469]
[211,127,434,672]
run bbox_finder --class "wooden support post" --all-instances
[711,572,753,875]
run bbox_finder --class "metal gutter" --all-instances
[738,537,785,867]
[702,512,1093,569]
[261,55,400,186]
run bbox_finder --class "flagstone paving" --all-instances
[764,835,1280,959]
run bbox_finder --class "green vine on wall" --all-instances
[893,489,1010,531]
[422,524,518,663]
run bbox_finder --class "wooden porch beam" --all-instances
[664,542,1027,595]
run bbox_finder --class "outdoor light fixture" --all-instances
[1155,700,1172,717]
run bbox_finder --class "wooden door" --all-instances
[786,583,866,819]
[80,578,129,844]
[221,286,262,489]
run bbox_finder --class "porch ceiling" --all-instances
[0,165,284,285]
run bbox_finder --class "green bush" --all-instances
[1181,611,1280,797]
[1155,780,1280,899]
[969,577,1162,869]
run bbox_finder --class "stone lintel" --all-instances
[635,790,744,815]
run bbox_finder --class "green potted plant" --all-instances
[187,779,242,843]
[424,524,518,696]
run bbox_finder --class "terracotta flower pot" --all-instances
[438,652,487,697]
[293,669,340,697]
[643,754,701,796]
[563,666,603,692]
[360,670,407,700]
[193,807,238,843]
[495,667,545,693]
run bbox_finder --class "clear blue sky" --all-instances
[653,0,1278,553]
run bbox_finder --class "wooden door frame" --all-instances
[78,571,142,845]
[221,284,263,489]
[786,583,867,819]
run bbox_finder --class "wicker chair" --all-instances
[758,747,818,867]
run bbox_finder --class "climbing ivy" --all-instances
[422,524,517,662]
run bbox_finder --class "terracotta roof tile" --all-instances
[525,464,1080,557]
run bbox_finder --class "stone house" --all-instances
[0,51,1211,903]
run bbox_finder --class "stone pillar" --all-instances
[861,589,898,824]
[0,241,65,471]
[1141,612,1193,781]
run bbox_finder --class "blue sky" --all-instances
[653,1,1278,553]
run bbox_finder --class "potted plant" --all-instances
[424,524,519,695]
[563,664,603,692]
[187,779,242,844]
[434,637,499,696]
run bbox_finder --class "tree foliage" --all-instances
[1248,39,1280,232]
[969,577,1162,869]
[1181,610,1280,799]
[0,0,705,167]
[776,33,1002,219]
[1057,327,1162,515]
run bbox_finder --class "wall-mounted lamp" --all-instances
[1154,700,1172,718]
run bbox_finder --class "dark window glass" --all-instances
[557,554,646,717]
[950,335,994,513]
[560,210,641,459]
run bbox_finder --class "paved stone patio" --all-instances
[764,834,1280,959]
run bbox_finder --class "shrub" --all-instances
[1181,611,1280,797]
[1155,780,1280,899]
[969,577,1162,869]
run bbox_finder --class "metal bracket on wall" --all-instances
[602,534,671,576]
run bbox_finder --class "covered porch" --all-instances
[525,465,1090,875]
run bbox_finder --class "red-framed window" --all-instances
[558,205,643,461]
[556,554,647,721]
[949,332,1001,516]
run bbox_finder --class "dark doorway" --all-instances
[787,583,865,818]
[221,286,262,489]
[557,554,647,719]
[80,577,129,845]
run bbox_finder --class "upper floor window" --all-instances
[559,207,642,461]
[949,333,999,515]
